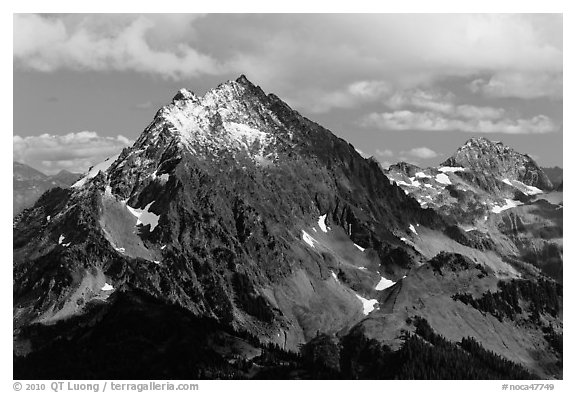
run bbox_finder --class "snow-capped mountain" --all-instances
[13,77,562,379]
[442,137,553,193]
[14,75,443,346]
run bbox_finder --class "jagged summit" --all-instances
[171,74,260,103]
[388,161,422,177]
[442,137,553,191]
[172,88,196,101]
[129,75,290,167]
[458,137,511,154]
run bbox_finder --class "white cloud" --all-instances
[375,148,394,158]
[14,14,223,79]
[347,81,392,100]
[13,131,133,174]
[367,87,554,134]
[362,111,558,134]
[14,14,561,105]
[385,89,505,120]
[223,14,561,106]
[386,89,455,114]
[402,147,439,159]
[470,72,562,99]
[454,105,505,120]
[288,80,393,113]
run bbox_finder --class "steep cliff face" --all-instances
[13,76,446,354]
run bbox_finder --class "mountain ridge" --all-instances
[13,76,562,379]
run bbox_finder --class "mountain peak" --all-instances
[235,74,253,86]
[443,138,553,190]
[172,88,196,102]
[127,76,294,172]
[170,75,256,104]
[462,137,504,149]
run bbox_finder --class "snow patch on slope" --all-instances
[435,173,452,185]
[318,214,329,233]
[58,235,71,247]
[354,243,365,252]
[302,230,317,248]
[355,293,378,315]
[511,180,543,195]
[72,154,119,188]
[331,270,339,282]
[491,199,523,213]
[409,224,418,235]
[396,180,412,187]
[151,171,170,183]
[126,202,160,231]
[438,166,466,173]
[375,276,395,290]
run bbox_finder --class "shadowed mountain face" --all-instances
[13,77,562,379]
[13,162,81,216]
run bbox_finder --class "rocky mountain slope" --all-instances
[385,138,562,283]
[441,137,553,192]
[13,162,81,216]
[13,76,561,379]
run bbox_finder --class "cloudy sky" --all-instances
[13,13,562,174]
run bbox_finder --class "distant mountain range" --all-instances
[13,162,81,216]
[13,76,562,379]
[541,166,563,190]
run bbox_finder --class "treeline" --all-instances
[391,317,536,379]
[452,278,562,322]
[14,289,300,380]
[289,316,537,379]
[14,288,545,380]
[231,272,275,323]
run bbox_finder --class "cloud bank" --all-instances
[14,14,223,79]
[13,14,562,139]
[361,87,559,134]
[14,14,561,96]
[362,111,557,134]
[13,131,133,174]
